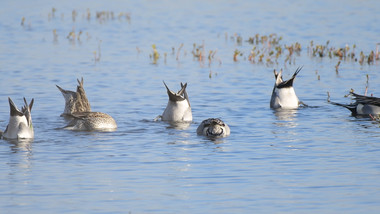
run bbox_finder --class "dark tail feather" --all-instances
[329,101,357,115]
[8,97,23,117]
[276,66,302,89]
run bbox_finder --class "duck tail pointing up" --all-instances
[8,97,23,117]
[276,66,303,89]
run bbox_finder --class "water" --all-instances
[1,0,380,213]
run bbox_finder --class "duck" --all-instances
[197,118,230,138]
[161,81,192,122]
[330,91,380,116]
[56,78,117,131]
[270,67,302,109]
[2,97,34,139]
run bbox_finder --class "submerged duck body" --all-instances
[330,92,380,116]
[57,78,117,131]
[3,97,34,139]
[197,118,230,138]
[270,67,302,109]
[161,81,192,122]
[64,112,117,131]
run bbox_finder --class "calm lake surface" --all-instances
[1,0,380,213]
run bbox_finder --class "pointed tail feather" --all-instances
[329,100,357,115]
[276,66,302,89]
[8,97,23,117]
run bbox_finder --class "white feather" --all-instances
[162,100,192,122]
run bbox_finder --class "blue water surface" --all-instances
[0,0,380,213]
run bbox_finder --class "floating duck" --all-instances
[197,118,230,138]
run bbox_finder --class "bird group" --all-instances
[1,67,379,140]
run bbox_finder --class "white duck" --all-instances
[270,67,302,109]
[161,81,192,122]
[2,97,34,139]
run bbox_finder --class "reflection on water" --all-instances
[4,138,33,170]
[272,109,298,128]
[165,121,192,130]
[6,138,33,153]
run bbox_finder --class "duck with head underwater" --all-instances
[56,77,91,117]
[56,78,117,131]
[2,97,34,139]
[329,91,380,117]
[270,67,303,109]
[161,81,192,122]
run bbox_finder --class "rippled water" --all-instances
[1,0,380,213]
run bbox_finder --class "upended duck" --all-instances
[330,91,380,116]
[160,81,192,122]
[2,97,34,139]
[197,118,230,138]
[270,67,302,109]
[56,78,117,131]
[56,78,91,117]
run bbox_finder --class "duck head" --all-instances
[197,118,230,138]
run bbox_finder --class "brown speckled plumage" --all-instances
[64,112,117,131]
[57,78,117,131]
[56,77,91,116]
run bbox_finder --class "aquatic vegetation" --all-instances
[192,43,204,61]
[93,40,102,63]
[150,44,160,64]
[208,50,219,66]
[335,61,341,73]
[52,29,58,43]
[308,41,378,66]
[176,43,184,61]
[284,43,301,65]
[234,34,243,46]
[21,17,25,26]
[20,16,31,30]
[72,10,78,22]
[209,70,218,79]
[31,8,379,69]
[233,49,242,62]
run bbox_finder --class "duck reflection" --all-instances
[199,136,226,145]
[165,121,191,130]
[5,138,34,170]
[272,109,298,128]
[7,138,33,153]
